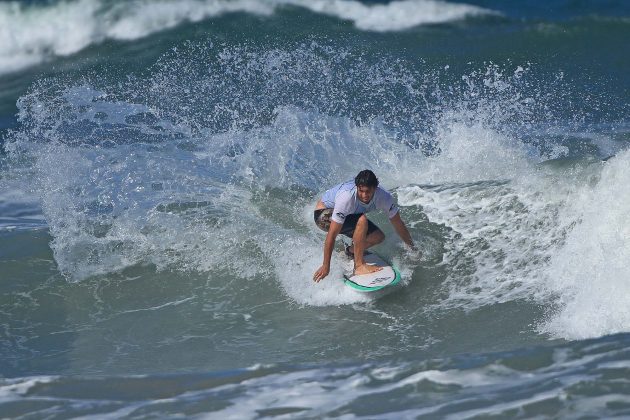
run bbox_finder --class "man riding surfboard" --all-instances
[313,170,415,282]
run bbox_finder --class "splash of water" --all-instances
[9,40,622,329]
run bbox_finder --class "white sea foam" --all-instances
[389,111,569,311]
[395,129,630,342]
[283,0,495,32]
[0,0,497,75]
[542,150,630,340]
[396,181,568,310]
[204,364,510,419]
[0,376,57,401]
[406,117,535,184]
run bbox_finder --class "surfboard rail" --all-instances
[343,267,401,292]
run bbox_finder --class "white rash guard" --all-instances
[321,180,399,224]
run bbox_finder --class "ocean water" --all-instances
[1,0,629,417]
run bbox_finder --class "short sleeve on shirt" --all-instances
[331,190,353,224]
[377,189,399,219]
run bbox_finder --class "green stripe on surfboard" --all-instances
[343,267,401,292]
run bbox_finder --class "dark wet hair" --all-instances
[355,169,379,188]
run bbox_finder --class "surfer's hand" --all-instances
[313,265,329,282]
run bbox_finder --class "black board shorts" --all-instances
[314,208,380,238]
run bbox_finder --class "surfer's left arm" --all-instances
[313,220,343,282]
[389,213,415,250]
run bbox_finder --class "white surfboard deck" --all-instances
[341,252,401,292]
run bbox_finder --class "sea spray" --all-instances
[5,41,610,319]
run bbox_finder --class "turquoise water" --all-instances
[1,0,630,417]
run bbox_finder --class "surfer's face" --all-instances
[357,185,375,204]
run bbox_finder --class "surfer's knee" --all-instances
[314,208,332,231]
[352,215,369,239]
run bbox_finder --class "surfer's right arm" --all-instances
[313,220,343,282]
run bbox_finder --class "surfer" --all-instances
[313,170,415,282]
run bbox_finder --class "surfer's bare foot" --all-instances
[353,263,382,276]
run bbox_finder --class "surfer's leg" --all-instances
[365,229,385,248]
[352,215,382,275]
[346,223,384,256]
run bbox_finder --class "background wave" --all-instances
[0,0,495,76]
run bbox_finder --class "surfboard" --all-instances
[342,252,401,292]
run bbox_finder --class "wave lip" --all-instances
[285,0,498,32]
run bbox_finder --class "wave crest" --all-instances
[0,0,497,75]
